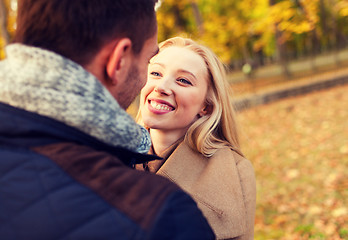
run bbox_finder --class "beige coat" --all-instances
[146,142,256,240]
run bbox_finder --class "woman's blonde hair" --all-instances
[138,37,243,157]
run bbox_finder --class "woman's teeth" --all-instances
[150,101,173,111]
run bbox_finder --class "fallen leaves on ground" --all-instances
[238,84,348,240]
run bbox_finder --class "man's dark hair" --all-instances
[14,0,158,65]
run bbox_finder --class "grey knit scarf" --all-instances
[0,44,151,153]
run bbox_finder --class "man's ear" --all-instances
[106,38,132,85]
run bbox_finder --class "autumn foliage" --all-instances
[1,0,348,66]
[238,85,348,239]
[156,0,348,69]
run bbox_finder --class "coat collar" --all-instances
[157,141,248,238]
[0,44,151,153]
[0,102,159,167]
[143,137,184,172]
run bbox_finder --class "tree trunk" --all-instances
[190,1,203,35]
[332,18,341,67]
[173,5,186,32]
[310,30,320,71]
[319,0,331,49]
[269,0,291,78]
[275,29,291,78]
[0,0,10,46]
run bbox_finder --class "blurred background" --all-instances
[1,0,347,239]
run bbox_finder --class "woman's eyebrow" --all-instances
[150,62,196,79]
[150,62,165,68]
[178,69,196,79]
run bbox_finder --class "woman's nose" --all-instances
[154,78,172,96]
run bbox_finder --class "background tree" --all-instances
[0,0,17,59]
[156,0,348,75]
[0,0,9,58]
[1,0,348,73]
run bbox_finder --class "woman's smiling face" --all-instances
[140,46,209,137]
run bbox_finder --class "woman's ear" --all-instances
[106,38,132,85]
[198,103,212,117]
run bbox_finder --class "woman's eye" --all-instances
[150,71,161,77]
[177,78,192,85]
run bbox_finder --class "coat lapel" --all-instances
[157,142,247,239]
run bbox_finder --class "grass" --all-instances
[237,84,348,239]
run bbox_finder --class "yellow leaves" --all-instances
[269,1,294,23]
[273,214,288,227]
[162,0,185,6]
[238,85,348,239]
[270,1,295,23]
[0,36,4,47]
[0,37,6,59]
[157,0,276,63]
[324,222,337,235]
[335,0,348,17]
[286,169,300,180]
[279,20,314,34]
[269,0,316,34]
[156,0,339,64]
[339,144,348,154]
[300,0,320,23]
[4,0,16,34]
[248,0,270,18]
[308,205,323,215]
[157,13,176,33]
[332,207,348,218]
[324,173,339,187]
[339,7,348,16]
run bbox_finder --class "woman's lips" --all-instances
[148,99,175,114]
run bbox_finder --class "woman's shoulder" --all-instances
[186,146,256,239]
[213,147,253,168]
[175,142,254,172]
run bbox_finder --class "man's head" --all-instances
[15,0,158,65]
[15,0,159,108]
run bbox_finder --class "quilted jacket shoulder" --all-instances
[0,103,214,240]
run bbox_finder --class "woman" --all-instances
[136,37,256,240]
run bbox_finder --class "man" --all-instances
[0,0,215,239]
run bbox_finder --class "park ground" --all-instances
[238,84,347,239]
